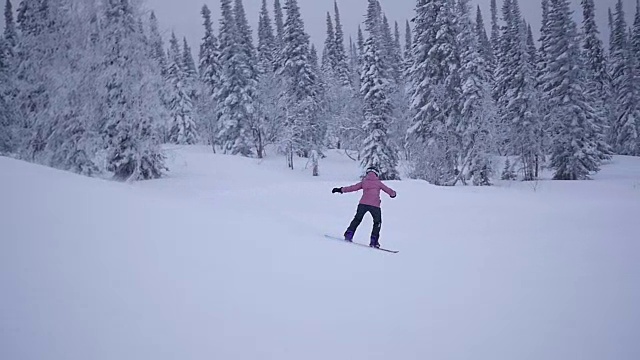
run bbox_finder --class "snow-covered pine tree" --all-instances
[14,0,57,157]
[541,0,605,180]
[255,0,282,158]
[16,0,100,170]
[42,1,106,175]
[493,0,542,181]
[213,0,257,156]
[321,11,336,76]
[394,21,402,57]
[148,12,166,69]
[148,12,168,78]
[333,0,351,88]
[181,36,200,126]
[100,0,167,180]
[348,36,360,88]
[0,37,14,154]
[608,8,614,53]
[198,4,221,149]
[581,0,614,159]
[456,0,496,186]
[525,23,537,88]
[609,0,640,155]
[536,0,552,154]
[273,0,284,52]
[4,0,17,55]
[490,0,500,64]
[279,0,323,169]
[166,33,198,145]
[407,0,460,185]
[633,0,640,67]
[475,6,494,74]
[1,0,17,153]
[390,19,409,156]
[234,0,258,82]
[257,0,276,73]
[358,0,399,180]
[319,2,359,152]
[182,37,197,82]
[235,0,264,156]
[380,14,401,86]
[309,43,319,71]
[199,5,220,84]
[403,20,412,74]
[629,0,640,154]
[357,24,365,59]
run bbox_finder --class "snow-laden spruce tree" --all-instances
[321,1,361,152]
[278,0,323,169]
[15,0,97,173]
[273,0,285,54]
[182,37,197,82]
[235,0,264,156]
[403,20,412,76]
[357,25,364,63]
[535,0,553,158]
[321,12,336,76]
[40,1,107,176]
[490,0,500,71]
[581,0,614,160]
[4,0,17,55]
[380,15,401,86]
[234,0,258,83]
[1,0,17,153]
[257,0,276,73]
[255,0,284,158]
[407,0,460,185]
[609,0,640,155]
[213,0,257,156]
[358,0,399,181]
[14,0,59,158]
[456,0,496,186]
[148,12,167,75]
[381,17,409,164]
[198,4,221,150]
[166,33,199,145]
[541,0,606,180]
[494,0,542,180]
[99,0,167,181]
[9,1,101,173]
[348,37,359,85]
[475,6,494,75]
[333,1,351,88]
[309,44,319,70]
[0,37,15,154]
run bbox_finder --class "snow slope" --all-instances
[1,147,639,360]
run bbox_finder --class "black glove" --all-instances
[332,187,343,194]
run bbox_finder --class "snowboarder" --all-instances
[332,167,397,248]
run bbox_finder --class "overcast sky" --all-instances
[0,0,634,54]
[142,0,629,53]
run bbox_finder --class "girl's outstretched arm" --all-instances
[341,182,363,193]
[380,182,397,198]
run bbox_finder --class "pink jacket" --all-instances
[342,172,396,208]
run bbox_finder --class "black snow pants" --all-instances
[347,204,382,240]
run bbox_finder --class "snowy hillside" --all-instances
[1,147,640,360]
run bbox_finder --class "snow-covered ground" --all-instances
[1,146,639,360]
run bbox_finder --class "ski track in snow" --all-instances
[1,146,639,360]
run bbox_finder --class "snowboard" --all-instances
[324,235,399,253]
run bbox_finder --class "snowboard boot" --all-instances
[344,230,354,242]
[369,236,380,248]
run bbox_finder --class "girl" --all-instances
[332,167,397,248]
